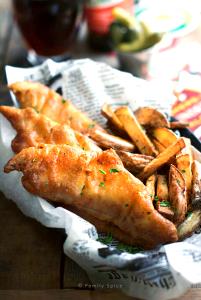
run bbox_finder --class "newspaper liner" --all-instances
[0,59,200,300]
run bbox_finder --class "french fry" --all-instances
[156,175,168,201]
[157,206,174,221]
[134,107,169,128]
[115,106,158,156]
[138,138,186,181]
[151,138,166,153]
[117,151,153,175]
[176,138,193,204]
[101,104,124,132]
[169,164,187,225]
[150,127,178,148]
[170,121,189,129]
[177,210,201,240]
[146,174,157,201]
[89,128,135,152]
[191,160,201,209]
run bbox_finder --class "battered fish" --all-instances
[9,81,135,152]
[4,144,178,249]
[0,106,100,153]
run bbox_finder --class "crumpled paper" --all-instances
[0,59,201,300]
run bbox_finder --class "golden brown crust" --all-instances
[4,144,178,249]
[9,81,101,134]
[0,106,100,153]
[9,82,136,151]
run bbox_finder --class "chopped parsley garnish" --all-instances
[181,169,186,173]
[176,179,181,184]
[160,201,171,207]
[99,182,105,187]
[186,211,192,218]
[117,243,143,254]
[97,234,143,254]
[153,195,159,204]
[88,123,95,129]
[99,169,106,175]
[97,233,113,244]
[61,99,66,104]
[109,168,119,173]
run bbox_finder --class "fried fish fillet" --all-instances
[4,144,178,249]
[9,81,96,134]
[9,81,135,152]
[0,106,100,153]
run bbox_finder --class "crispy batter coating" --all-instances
[4,144,178,249]
[9,81,101,134]
[0,106,100,153]
[9,82,135,152]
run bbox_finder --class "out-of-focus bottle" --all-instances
[85,0,134,52]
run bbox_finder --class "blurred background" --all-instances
[0,0,201,139]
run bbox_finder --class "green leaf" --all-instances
[153,195,159,204]
[186,211,192,218]
[97,233,113,244]
[117,243,143,254]
[61,99,66,104]
[99,169,106,175]
[97,233,143,254]
[160,201,171,207]
[99,182,105,187]
[109,168,119,173]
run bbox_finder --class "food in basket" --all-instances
[9,82,135,152]
[1,81,201,249]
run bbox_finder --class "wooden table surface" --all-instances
[0,1,201,299]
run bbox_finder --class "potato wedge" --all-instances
[89,128,135,152]
[115,106,157,156]
[101,104,124,132]
[138,138,186,181]
[151,138,166,153]
[134,106,169,128]
[157,206,174,221]
[117,151,153,175]
[177,210,201,240]
[150,127,178,148]
[146,174,157,201]
[191,160,201,209]
[169,164,187,225]
[176,139,193,203]
[156,175,168,201]
[170,121,189,129]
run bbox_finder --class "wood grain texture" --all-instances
[0,192,64,289]
[0,288,201,300]
[63,256,91,288]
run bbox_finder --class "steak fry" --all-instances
[4,144,178,249]
[116,151,153,175]
[169,165,187,226]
